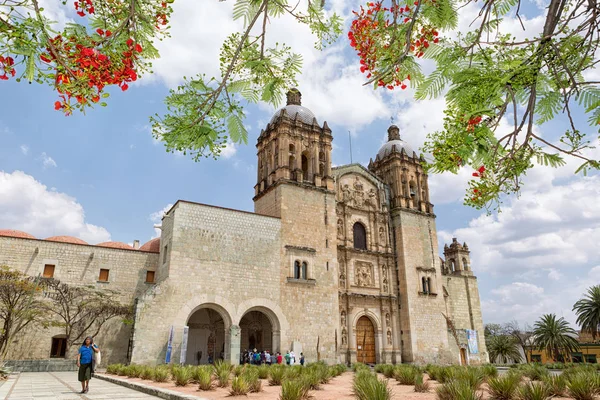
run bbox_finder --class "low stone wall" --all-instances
[4,359,77,372]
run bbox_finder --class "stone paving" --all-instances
[0,372,161,400]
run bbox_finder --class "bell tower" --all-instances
[443,238,473,276]
[368,125,450,363]
[253,89,339,364]
[254,88,334,206]
[368,125,433,214]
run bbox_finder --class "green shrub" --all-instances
[335,364,348,376]
[381,364,395,378]
[414,374,430,393]
[213,360,231,388]
[393,365,419,385]
[521,364,549,381]
[455,367,485,390]
[242,369,262,393]
[140,366,155,380]
[352,371,392,400]
[374,364,385,373]
[541,375,566,397]
[233,364,245,377]
[152,366,170,383]
[567,372,598,400]
[300,369,321,390]
[517,381,551,400]
[482,364,499,380]
[562,364,597,381]
[279,379,310,400]
[426,365,442,382]
[487,373,521,400]
[105,364,122,375]
[116,364,130,376]
[128,364,145,378]
[352,362,370,373]
[284,365,303,381]
[172,366,192,386]
[229,376,250,396]
[197,366,214,391]
[257,364,270,379]
[435,379,483,400]
[269,365,285,386]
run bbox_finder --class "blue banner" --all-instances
[165,325,174,363]
[467,330,478,354]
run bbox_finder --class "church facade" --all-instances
[0,89,487,367]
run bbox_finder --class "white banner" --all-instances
[180,326,189,364]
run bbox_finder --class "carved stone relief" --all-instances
[355,261,374,287]
[385,313,390,327]
[379,227,386,245]
[337,219,344,239]
[387,330,392,345]
[342,328,348,345]
[341,311,346,327]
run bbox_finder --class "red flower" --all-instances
[54,101,62,110]
[360,65,367,73]
[478,166,485,174]
[135,43,143,53]
[126,38,134,47]
[77,10,85,17]
[387,85,394,90]
[96,28,104,35]
[472,172,479,177]
[88,6,94,13]
[40,55,52,63]
[91,95,100,103]
[5,57,13,66]
[0,74,7,80]
[106,30,112,37]
[400,84,407,90]
[121,83,129,91]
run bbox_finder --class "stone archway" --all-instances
[238,306,281,357]
[185,304,232,365]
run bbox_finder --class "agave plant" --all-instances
[567,372,598,400]
[352,370,392,400]
[268,365,285,386]
[280,378,310,400]
[229,376,250,396]
[436,379,483,400]
[541,375,566,397]
[152,366,170,382]
[532,314,580,362]
[172,366,193,386]
[197,366,214,391]
[487,373,521,400]
[213,360,231,387]
[414,374,430,393]
[517,381,551,400]
[394,365,419,385]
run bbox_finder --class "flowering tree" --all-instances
[347,0,600,210]
[2,0,599,210]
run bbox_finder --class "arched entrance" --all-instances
[186,307,229,365]
[356,316,376,364]
[240,311,273,352]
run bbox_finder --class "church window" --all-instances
[274,145,279,167]
[353,222,367,250]
[294,260,301,279]
[301,262,307,280]
[449,259,455,273]
[289,143,295,153]
[462,257,469,271]
[421,277,428,294]
[98,268,110,282]
[301,152,309,179]
[289,156,296,170]
[43,264,55,278]
[427,277,433,294]
[163,244,168,264]
[319,162,324,176]
[146,270,155,283]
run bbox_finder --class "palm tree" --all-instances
[573,285,600,340]
[487,335,522,364]
[532,314,579,362]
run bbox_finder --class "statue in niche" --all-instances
[342,184,352,203]
[387,330,392,345]
[342,328,348,345]
[379,227,386,245]
[383,277,388,292]
[337,219,344,238]
[341,311,346,326]
[366,188,377,207]
[339,272,346,288]
[385,313,390,326]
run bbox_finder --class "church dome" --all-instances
[376,125,416,159]
[270,88,318,125]
[0,229,36,239]
[45,236,88,245]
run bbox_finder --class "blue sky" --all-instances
[1,0,599,329]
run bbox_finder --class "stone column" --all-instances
[272,330,281,354]
[228,325,241,365]
[375,330,383,364]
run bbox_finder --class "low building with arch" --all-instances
[0,89,487,367]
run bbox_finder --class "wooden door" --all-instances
[460,348,467,365]
[356,316,376,364]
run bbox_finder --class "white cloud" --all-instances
[150,203,173,239]
[0,170,110,243]
[20,145,29,155]
[221,141,237,159]
[40,152,57,169]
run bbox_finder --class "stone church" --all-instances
[0,89,487,368]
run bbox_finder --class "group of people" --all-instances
[241,348,305,366]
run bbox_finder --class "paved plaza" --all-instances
[0,372,161,400]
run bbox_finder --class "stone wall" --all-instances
[392,210,452,364]
[131,201,283,366]
[0,236,159,364]
[444,274,489,364]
